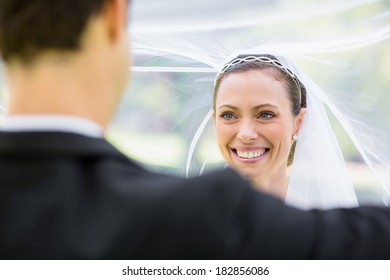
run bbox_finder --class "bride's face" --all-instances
[213,70,301,182]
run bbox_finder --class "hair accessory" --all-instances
[215,55,302,105]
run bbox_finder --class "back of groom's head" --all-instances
[0,0,130,64]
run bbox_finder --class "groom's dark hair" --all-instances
[0,0,129,63]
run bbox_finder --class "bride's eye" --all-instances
[220,112,236,120]
[258,112,275,119]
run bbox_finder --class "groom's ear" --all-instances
[103,0,128,42]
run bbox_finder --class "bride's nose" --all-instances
[237,120,257,143]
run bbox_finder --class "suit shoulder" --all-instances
[190,168,250,191]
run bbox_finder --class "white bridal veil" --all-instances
[0,0,390,208]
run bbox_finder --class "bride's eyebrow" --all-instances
[218,104,279,111]
[218,104,239,110]
[253,104,279,110]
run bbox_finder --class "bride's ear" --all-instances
[294,108,306,134]
[212,111,216,129]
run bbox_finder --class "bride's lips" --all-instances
[230,147,269,163]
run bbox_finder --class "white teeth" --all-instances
[236,149,266,159]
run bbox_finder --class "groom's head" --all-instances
[0,0,131,127]
[0,0,130,64]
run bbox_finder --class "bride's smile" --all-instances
[231,147,269,161]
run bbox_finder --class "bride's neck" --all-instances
[252,172,289,200]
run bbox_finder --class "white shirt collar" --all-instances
[0,115,104,138]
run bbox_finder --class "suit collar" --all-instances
[1,115,103,138]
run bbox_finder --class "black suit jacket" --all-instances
[0,131,389,259]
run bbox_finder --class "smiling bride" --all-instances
[212,53,359,209]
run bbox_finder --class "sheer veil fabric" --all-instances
[279,54,359,209]
[1,0,390,208]
[126,0,390,209]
